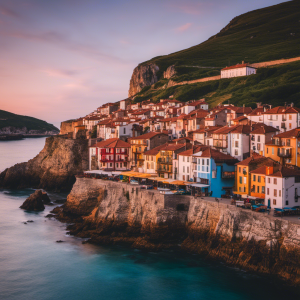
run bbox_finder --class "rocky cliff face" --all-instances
[163,65,176,79]
[128,63,159,97]
[55,178,300,284]
[0,136,88,192]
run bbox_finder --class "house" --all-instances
[221,63,256,79]
[265,166,300,209]
[262,105,300,132]
[129,132,169,171]
[234,154,273,198]
[157,143,191,179]
[143,143,168,175]
[177,145,206,182]
[230,125,251,161]
[191,126,221,146]
[205,108,228,127]
[89,138,130,171]
[186,109,209,132]
[265,128,300,167]
[192,147,238,197]
[250,124,279,156]
[120,98,131,110]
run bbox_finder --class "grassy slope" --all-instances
[134,60,300,108]
[0,110,59,132]
[137,0,300,86]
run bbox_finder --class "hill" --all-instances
[0,110,59,132]
[129,0,300,106]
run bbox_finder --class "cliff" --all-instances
[55,178,300,284]
[0,136,89,192]
[128,63,159,97]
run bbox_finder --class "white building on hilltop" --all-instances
[221,63,256,79]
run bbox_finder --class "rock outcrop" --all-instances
[20,190,50,211]
[54,178,300,284]
[128,63,159,97]
[163,65,176,79]
[0,136,89,192]
[0,126,58,136]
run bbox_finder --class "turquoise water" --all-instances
[0,139,300,300]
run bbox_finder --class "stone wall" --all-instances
[58,177,300,283]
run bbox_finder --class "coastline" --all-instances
[50,177,300,285]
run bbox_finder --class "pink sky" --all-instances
[0,0,287,126]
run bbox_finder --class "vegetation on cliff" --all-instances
[132,1,300,107]
[0,109,59,132]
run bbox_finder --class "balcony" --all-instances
[222,171,235,179]
[198,178,209,185]
[156,167,172,173]
[214,142,227,149]
[158,157,172,164]
[277,149,292,158]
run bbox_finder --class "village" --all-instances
[60,63,300,216]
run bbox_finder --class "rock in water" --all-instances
[20,190,49,211]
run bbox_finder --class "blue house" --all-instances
[192,148,238,197]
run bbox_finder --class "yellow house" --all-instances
[144,143,168,175]
[235,154,273,198]
[265,128,300,167]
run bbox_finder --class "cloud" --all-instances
[0,5,21,19]
[175,23,192,33]
[43,68,79,78]
[7,30,129,64]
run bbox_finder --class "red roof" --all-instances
[272,128,300,139]
[262,106,300,115]
[221,63,255,71]
[92,138,130,148]
[129,131,167,140]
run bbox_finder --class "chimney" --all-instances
[291,102,294,107]
[266,166,273,176]
[242,61,244,64]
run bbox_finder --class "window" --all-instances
[253,185,255,192]
[258,176,261,183]
[244,177,246,184]
[116,163,119,168]
[267,188,269,195]
[272,148,274,155]
[274,178,277,184]
[268,178,270,183]
[207,159,209,165]
[187,157,189,162]
[274,189,277,196]
[262,186,265,193]
[183,156,185,162]
[235,149,238,155]
[202,159,205,165]
[289,114,292,120]
[257,136,260,142]
[183,175,185,180]
[183,166,185,172]
[235,141,239,147]
[253,175,256,181]
[257,186,260,193]
[273,199,276,205]
[123,128,126,134]
[289,123,292,129]
[267,148,269,154]
[279,190,281,197]
[187,167,189,173]
[239,176,242,184]
[239,167,241,173]
[286,200,289,205]
[257,144,261,150]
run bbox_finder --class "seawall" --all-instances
[56,177,300,284]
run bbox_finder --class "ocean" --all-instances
[0,138,299,300]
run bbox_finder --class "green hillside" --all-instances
[134,60,300,108]
[0,110,59,132]
[133,1,300,107]
[143,0,300,79]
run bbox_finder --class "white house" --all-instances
[261,106,300,132]
[265,166,300,209]
[221,63,256,79]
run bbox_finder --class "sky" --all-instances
[0,0,288,127]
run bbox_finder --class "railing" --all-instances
[156,167,172,173]
[198,178,209,185]
[277,149,292,158]
[214,142,227,149]
[158,157,172,164]
[222,171,235,179]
